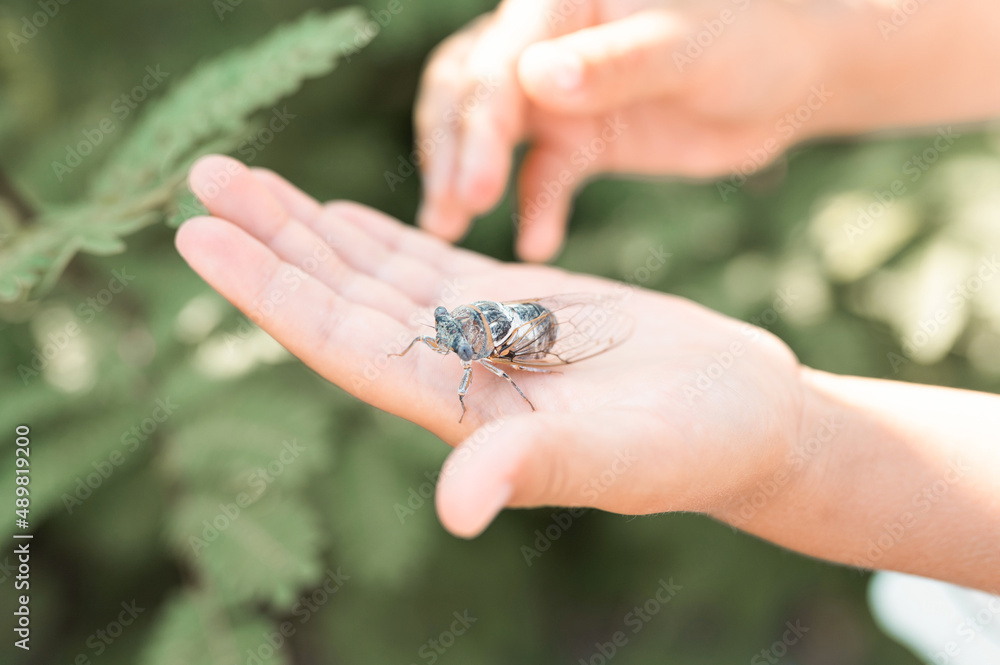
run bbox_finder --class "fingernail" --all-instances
[533,45,583,92]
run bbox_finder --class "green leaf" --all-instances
[0,224,79,303]
[140,590,289,665]
[323,413,441,586]
[168,492,325,610]
[160,375,333,493]
[166,187,208,228]
[91,7,368,203]
[75,230,128,255]
[0,407,141,537]
[163,415,328,493]
[0,7,367,307]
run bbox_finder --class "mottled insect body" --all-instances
[450,301,557,360]
[392,294,632,422]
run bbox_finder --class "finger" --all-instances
[176,216,485,443]
[190,156,421,321]
[515,135,605,262]
[305,204,450,306]
[176,216,407,392]
[242,162,449,305]
[250,166,495,275]
[328,200,498,275]
[456,0,566,214]
[435,410,678,538]
[517,10,686,115]
[415,21,483,241]
[250,167,323,221]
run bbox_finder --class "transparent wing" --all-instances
[494,292,634,367]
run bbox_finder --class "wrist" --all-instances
[806,0,1000,136]
[790,1,895,137]
[709,365,846,531]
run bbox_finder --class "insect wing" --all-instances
[498,293,633,366]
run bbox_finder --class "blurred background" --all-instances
[2,1,1000,663]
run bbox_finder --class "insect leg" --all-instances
[457,362,473,423]
[389,336,440,357]
[479,359,536,412]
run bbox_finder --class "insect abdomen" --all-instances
[500,302,557,358]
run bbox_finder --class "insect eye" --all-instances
[433,306,447,318]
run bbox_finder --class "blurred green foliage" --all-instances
[2,0,999,664]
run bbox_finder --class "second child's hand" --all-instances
[414,0,1000,262]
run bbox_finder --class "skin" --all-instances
[178,156,1000,592]
[415,0,1000,261]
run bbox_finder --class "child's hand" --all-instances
[178,156,1000,592]
[414,0,1000,262]
[414,0,840,261]
[178,155,805,537]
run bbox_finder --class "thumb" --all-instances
[517,10,687,115]
[435,410,671,538]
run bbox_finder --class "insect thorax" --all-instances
[451,301,557,360]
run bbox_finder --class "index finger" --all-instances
[455,0,594,210]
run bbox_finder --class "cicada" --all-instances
[392,294,633,422]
